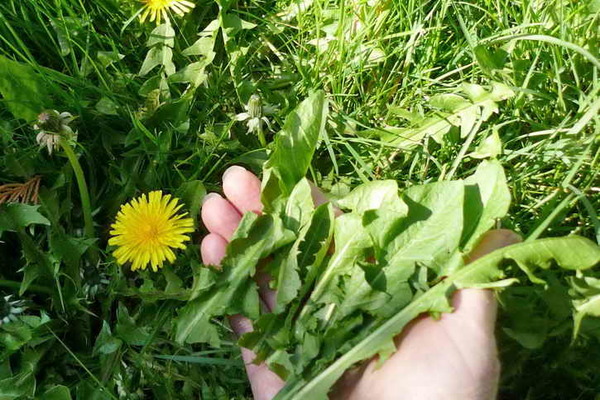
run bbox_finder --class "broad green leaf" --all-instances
[282,178,314,232]
[93,322,122,356]
[470,129,502,159]
[176,180,206,224]
[250,204,334,365]
[0,56,49,121]
[336,180,404,214]
[429,93,470,112]
[115,303,152,346]
[373,117,452,149]
[139,47,175,76]
[461,160,511,253]
[50,19,73,57]
[139,24,177,77]
[571,276,600,338]
[182,37,217,57]
[95,97,119,116]
[336,181,464,319]
[168,62,210,86]
[49,234,95,274]
[220,14,257,37]
[474,45,508,72]
[183,19,219,57]
[384,181,465,275]
[0,314,50,355]
[0,204,50,237]
[147,23,175,48]
[272,180,315,311]
[42,385,72,400]
[96,51,124,68]
[276,236,600,400]
[0,350,40,400]
[261,91,328,207]
[461,82,513,121]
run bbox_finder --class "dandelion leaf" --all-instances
[0,56,49,121]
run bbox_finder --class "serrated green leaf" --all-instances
[0,350,40,400]
[276,236,600,400]
[115,303,151,346]
[0,204,50,237]
[275,201,335,313]
[42,385,72,400]
[183,20,218,57]
[49,234,95,274]
[299,212,372,321]
[175,213,294,344]
[96,51,124,68]
[220,14,257,37]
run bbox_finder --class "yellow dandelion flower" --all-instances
[109,191,194,272]
[139,0,195,25]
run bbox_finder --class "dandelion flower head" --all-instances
[109,191,194,271]
[139,0,195,24]
[34,110,77,154]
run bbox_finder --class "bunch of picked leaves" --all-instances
[175,91,600,400]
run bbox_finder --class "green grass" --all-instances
[0,0,598,398]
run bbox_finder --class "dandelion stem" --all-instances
[257,124,267,147]
[0,279,53,295]
[60,139,94,239]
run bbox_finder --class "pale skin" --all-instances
[200,165,522,400]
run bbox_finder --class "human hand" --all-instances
[200,165,521,400]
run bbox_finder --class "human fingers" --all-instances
[452,229,523,331]
[229,315,286,400]
[200,233,228,266]
[221,166,277,310]
[223,165,264,214]
[201,193,242,240]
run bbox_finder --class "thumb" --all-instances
[229,315,285,400]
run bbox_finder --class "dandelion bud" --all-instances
[33,110,77,154]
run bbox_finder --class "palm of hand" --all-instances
[201,166,517,400]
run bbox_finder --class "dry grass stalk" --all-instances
[0,176,42,205]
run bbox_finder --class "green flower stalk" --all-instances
[60,139,94,240]
[34,110,94,240]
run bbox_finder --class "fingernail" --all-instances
[202,192,221,205]
[467,229,522,262]
[223,165,246,182]
[228,314,254,337]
